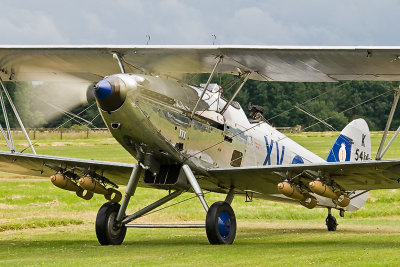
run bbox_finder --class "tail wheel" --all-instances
[326,214,338,231]
[96,202,126,245]
[206,201,236,244]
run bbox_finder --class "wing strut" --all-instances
[376,86,400,160]
[191,56,223,118]
[220,72,251,115]
[0,78,36,154]
[0,81,14,152]
[112,52,126,74]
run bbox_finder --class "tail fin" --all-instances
[327,118,371,163]
[326,118,371,211]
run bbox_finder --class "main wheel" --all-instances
[326,214,338,231]
[206,201,236,244]
[96,202,126,245]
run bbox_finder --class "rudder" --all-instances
[327,118,371,163]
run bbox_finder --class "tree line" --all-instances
[2,77,400,132]
[188,74,400,131]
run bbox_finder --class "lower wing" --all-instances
[0,151,135,186]
[2,149,400,192]
[206,160,400,211]
[207,159,400,195]
[2,150,400,209]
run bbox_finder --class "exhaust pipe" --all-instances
[79,176,122,203]
[50,174,93,200]
[309,180,350,207]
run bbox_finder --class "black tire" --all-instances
[206,201,236,245]
[96,202,126,245]
[326,214,338,231]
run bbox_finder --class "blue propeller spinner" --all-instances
[94,80,112,100]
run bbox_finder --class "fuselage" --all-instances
[96,73,324,170]
[92,73,371,211]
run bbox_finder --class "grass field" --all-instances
[2,131,400,266]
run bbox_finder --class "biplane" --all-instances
[1,45,400,245]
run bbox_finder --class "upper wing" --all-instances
[207,159,400,195]
[1,45,400,82]
[0,151,135,186]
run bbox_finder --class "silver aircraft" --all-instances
[1,45,400,245]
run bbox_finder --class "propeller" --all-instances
[13,74,95,127]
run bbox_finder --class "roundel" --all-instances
[292,155,304,164]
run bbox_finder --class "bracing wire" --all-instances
[184,82,391,161]
[276,89,392,142]
[34,96,98,128]
[268,81,351,121]
[302,89,391,132]
[20,102,98,153]
[294,105,336,131]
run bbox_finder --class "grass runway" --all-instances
[1,131,400,266]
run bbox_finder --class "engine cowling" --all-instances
[94,76,127,112]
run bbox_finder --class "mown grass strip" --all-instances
[0,218,84,232]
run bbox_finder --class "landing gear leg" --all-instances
[95,164,142,245]
[182,164,209,212]
[182,165,237,245]
[326,208,338,231]
[339,208,345,218]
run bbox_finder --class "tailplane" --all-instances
[326,118,371,211]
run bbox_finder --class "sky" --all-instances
[0,0,400,46]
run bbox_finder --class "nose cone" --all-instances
[93,77,127,112]
[94,80,112,100]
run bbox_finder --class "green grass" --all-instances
[4,224,400,266]
[2,131,400,265]
[3,179,400,266]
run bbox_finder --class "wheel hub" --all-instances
[217,211,231,238]
[107,211,123,238]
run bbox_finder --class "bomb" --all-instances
[278,182,304,200]
[309,180,350,207]
[79,176,122,203]
[50,174,93,200]
[278,182,317,209]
